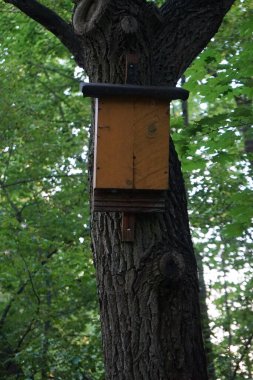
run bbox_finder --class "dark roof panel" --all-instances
[81,83,189,101]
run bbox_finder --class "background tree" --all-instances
[1,1,252,380]
[0,6,103,379]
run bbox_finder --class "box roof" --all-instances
[81,83,189,101]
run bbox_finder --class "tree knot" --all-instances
[159,250,185,286]
[120,16,138,34]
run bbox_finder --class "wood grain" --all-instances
[94,98,134,189]
[133,99,169,189]
[94,97,169,190]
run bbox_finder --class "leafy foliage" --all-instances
[172,1,253,378]
[0,4,103,380]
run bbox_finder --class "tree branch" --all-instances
[231,333,253,379]
[2,173,84,188]
[0,180,23,222]
[19,251,41,305]
[4,0,84,66]
[152,0,237,85]
[0,247,58,328]
[15,318,36,351]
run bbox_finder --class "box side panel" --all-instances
[93,98,99,191]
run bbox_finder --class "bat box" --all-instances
[82,83,189,213]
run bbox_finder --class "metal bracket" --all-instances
[122,213,135,242]
[125,53,139,85]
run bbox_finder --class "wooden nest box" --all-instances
[82,83,189,214]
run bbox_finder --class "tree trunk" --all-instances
[5,0,236,378]
[78,3,209,378]
[73,1,235,379]
[91,152,206,379]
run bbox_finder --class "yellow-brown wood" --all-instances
[133,99,169,189]
[93,97,170,190]
[94,98,134,189]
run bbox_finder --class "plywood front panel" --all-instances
[94,97,169,191]
[94,98,134,189]
[133,100,169,190]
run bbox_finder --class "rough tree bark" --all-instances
[196,252,216,380]
[4,0,236,379]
